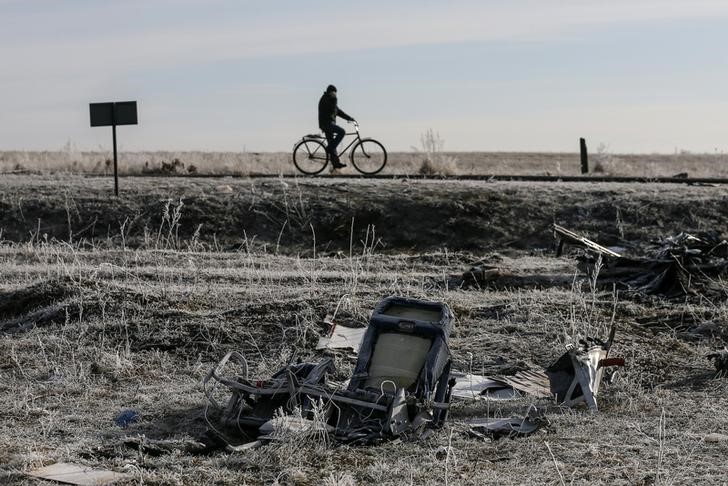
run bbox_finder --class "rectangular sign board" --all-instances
[90,101,138,127]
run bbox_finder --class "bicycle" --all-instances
[292,121,387,175]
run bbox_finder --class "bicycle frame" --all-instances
[294,121,387,175]
[322,122,361,158]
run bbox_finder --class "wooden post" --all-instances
[580,138,588,174]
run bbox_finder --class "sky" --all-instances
[2,0,728,153]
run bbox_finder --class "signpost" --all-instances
[90,101,138,196]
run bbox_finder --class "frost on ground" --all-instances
[1,176,727,485]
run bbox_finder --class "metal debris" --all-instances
[205,297,454,445]
[452,324,623,412]
[450,373,520,401]
[258,416,335,439]
[27,463,129,486]
[553,224,622,258]
[316,315,366,352]
[204,296,625,451]
[707,348,728,376]
[554,225,728,299]
[468,406,549,440]
[114,409,140,428]
[204,352,334,431]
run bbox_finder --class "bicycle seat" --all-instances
[304,133,325,140]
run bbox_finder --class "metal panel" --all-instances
[113,101,138,125]
[89,102,114,127]
[89,101,138,126]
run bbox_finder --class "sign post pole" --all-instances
[112,108,118,196]
[89,100,138,197]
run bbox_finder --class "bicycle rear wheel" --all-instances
[293,139,329,175]
[350,139,387,175]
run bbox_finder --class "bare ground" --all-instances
[1,175,728,485]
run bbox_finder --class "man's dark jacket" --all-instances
[318,92,353,130]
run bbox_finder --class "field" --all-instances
[3,149,728,178]
[1,174,728,485]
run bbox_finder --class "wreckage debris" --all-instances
[553,225,728,299]
[114,410,140,429]
[451,324,624,412]
[205,297,455,446]
[553,224,622,258]
[451,370,551,402]
[315,315,366,352]
[27,462,129,485]
[450,373,521,401]
[123,437,209,456]
[707,348,728,376]
[204,296,624,451]
[467,406,549,440]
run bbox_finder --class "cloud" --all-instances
[3,0,728,150]
[3,0,728,79]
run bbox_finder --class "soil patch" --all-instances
[1,175,727,253]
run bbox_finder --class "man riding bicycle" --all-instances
[318,84,355,169]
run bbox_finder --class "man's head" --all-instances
[326,84,337,97]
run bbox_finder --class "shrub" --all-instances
[416,129,457,176]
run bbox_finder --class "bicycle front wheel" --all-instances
[293,139,329,175]
[350,139,387,175]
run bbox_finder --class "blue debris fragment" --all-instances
[115,409,140,428]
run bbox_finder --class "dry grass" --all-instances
[1,233,728,484]
[3,149,728,177]
[1,176,727,484]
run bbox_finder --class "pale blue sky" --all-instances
[2,0,728,152]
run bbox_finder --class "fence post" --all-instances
[580,138,589,174]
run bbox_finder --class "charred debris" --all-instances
[447,225,728,299]
[202,296,624,449]
[552,224,728,300]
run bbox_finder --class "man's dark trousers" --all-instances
[323,122,345,163]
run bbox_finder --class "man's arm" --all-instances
[336,107,354,122]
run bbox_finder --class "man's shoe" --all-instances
[333,162,347,168]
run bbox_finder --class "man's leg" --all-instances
[327,123,346,166]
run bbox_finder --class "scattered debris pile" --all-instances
[707,348,728,377]
[553,224,728,299]
[452,323,624,413]
[204,297,455,445]
[204,296,627,448]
